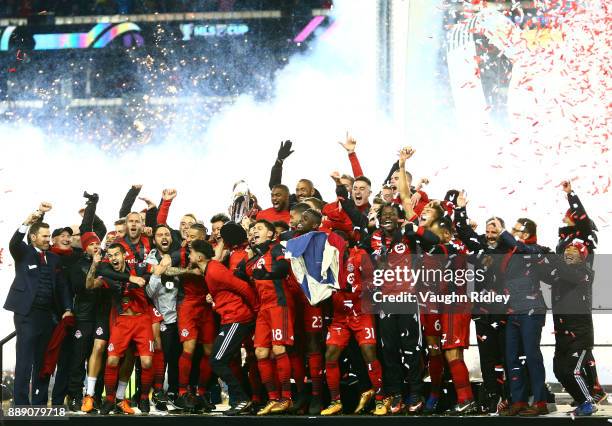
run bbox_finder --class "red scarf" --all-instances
[50,245,74,256]
[39,316,76,379]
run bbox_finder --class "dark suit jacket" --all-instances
[4,228,73,316]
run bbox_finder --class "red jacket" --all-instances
[205,260,258,324]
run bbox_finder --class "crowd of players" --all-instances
[7,137,603,417]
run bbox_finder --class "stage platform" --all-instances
[2,404,610,425]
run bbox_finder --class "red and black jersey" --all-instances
[172,246,207,302]
[256,208,290,225]
[116,236,152,276]
[228,244,249,272]
[100,266,149,317]
[204,260,258,324]
[333,247,373,316]
[235,240,292,310]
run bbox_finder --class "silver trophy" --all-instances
[229,180,255,222]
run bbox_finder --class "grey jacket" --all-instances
[145,249,178,325]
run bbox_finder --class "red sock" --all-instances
[275,352,292,400]
[140,365,153,400]
[273,359,281,395]
[247,355,263,402]
[325,361,341,401]
[289,352,305,393]
[230,358,243,383]
[197,355,212,396]
[104,364,119,402]
[428,353,444,397]
[308,352,323,396]
[367,360,383,395]
[258,358,279,400]
[178,351,193,395]
[448,359,473,403]
[153,350,165,391]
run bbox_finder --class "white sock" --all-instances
[117,381,128,400]
[86,377,97,396]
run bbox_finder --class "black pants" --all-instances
[210,322,254,402]
[554,346,593,404]
[13,307,55,406]
[66,321,95,398]
[475,317,508,399]
[378,313,423,396]
[160,322,180,394]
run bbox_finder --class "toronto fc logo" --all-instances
[181,329,189,337]
[256,258,266,269]
[394,243,406,254]
[74,330,82,339]
[108,343,114,352]
[96,327,103,336]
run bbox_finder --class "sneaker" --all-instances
[68,396,82,412]
[422,395,439,415]
[518,403,549,417]
[152,390,168,411]
[407,395,424,414]
[80,394,95,413]
[592,389,608,405]
[308,395,322,415]
[174,392,196,410]
[116,399,135,415]
[99,399,115,415]
[257,400,279,416]
[388,393,404,414]
[321,399,343,416]
[573,401,597,416]
[225,400,253,416]
[138,399,150,414]
[372,397,390,416]
[354,389,374,414]
[449,400,478,416]
[270,398,293,414]
[499,403,528,417]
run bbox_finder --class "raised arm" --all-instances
[397,147,417,221]
[453,191,485,253]
[338,132,364,177]
[268,140,294,189]
[80,192,107,240]
[157,189,176,225]
[11,203,51,262]
[119,185,142,218]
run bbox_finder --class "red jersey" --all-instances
[228,245,249,272]
[117,236,152,276]
[205,260,258,324]
[332,247,373,316]
[236,241,292,310]
[102,268,149,316]
[176,246,207,301]
[256,208,290,224]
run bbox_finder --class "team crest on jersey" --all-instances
[181,329,189,337]
[256,258,266,269]
[95,327,103,336]
[347,272,355,285]
[153,308,161,317]
[394,243,406,254]
[160,324,167,332]
[108,343,114,352]
[74,330,82,339]
[347,263,355,272]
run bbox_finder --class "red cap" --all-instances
[567,239,588,260]
[81,232,101,251]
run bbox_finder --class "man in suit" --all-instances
[4,203,73,406]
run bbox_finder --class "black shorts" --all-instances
[94,312,110,341]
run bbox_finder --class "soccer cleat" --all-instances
[389,393,405,414]
[496,398,509,414]
[194,394,215,413]
[152,390,168,411]
[372,397,390,416]
[99,399,115,415]
[321,399,343,416]
[270,398,293,414]
[308,395,322,415]
[174,392,196,410]
[67,396,81,412]
[499,403,528,417]
[573,401,597,416]
[225,400,253,416]
[116,399,135,415]
[257,400,280,416]
[354,389,374,414]
[407,395,424,414]
[422,395,439,415]
[81,395,95,413]
[449,400,478,416]
[138,399,150,414]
